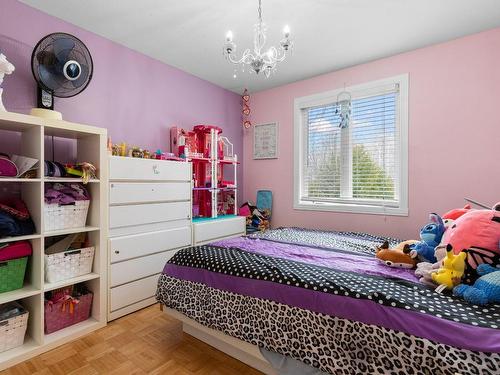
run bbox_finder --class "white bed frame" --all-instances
[163,306,277,375]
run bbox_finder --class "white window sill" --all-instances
[293,200,409,216]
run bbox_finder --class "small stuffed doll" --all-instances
[431,244,467,293]
[453,264,500,305]
[375,240,419,269]
[409,213,446,263]
[414,245,448,287]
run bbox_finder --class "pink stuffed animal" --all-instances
[441,204,472,228]
[440,203,500,284]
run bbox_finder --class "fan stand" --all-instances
[30,86,62,120]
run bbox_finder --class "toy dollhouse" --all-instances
[170,125,239,219]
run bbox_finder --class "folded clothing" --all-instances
[0,302,26,321]
[0,198,36,238]
[44,161,66,177]
[0,241,32,262]
[45,183,90,205]
[0,154,18,177]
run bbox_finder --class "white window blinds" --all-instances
[298,80,406,213]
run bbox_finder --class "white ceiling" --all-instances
[19,0,500,93]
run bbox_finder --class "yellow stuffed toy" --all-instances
[431,244,467,293]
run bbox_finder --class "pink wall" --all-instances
[0,0,243,197]
[244,28,500,239]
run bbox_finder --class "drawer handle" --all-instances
[114,250,120,254]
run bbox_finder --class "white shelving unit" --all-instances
[0,111,107,371]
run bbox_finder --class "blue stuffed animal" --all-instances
[453,264,500,305]
[409,213,446,263]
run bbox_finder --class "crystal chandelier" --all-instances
[223,0,292,77]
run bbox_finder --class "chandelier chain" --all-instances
[258,0,262,23]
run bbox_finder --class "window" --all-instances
[293,75,408,215]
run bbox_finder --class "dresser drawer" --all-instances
[109,218,190,238]
[109,201,190,228]
[193,216,246,244]
[109,226,191,263]
[110,249,177,287]
[110,274,159,312]
[109,156,190,181]
[109,182,190,205]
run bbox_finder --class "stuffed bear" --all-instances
[453,264,500,305]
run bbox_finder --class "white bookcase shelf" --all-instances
[0,111,108,371]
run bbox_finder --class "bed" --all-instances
[156,228,500,375]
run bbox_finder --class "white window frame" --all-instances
[293,74,409,216]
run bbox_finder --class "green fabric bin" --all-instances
[0,257,28,293]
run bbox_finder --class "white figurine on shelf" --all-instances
[0,52,15,112]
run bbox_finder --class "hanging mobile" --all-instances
[335,89,352,129]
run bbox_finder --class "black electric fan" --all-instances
[30,32,93,119]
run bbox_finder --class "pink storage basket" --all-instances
[44,292,93,334]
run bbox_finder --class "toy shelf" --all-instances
[190,128,239,220]
[0,111,108,371]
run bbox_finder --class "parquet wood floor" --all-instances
[2,305,262,375]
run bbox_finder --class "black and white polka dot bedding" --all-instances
[157,275,500,375]
[248,227,402,255]
[164,245,500,332]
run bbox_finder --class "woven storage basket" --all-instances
[0,257,28,293]
[44,292,93,334]
[0,308,28,353]
[44,200,90,231]
[45,247,94,283]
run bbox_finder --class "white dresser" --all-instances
[192,215,246,245]
[107,156,192,320]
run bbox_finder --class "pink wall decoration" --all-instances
[244,27,500,239]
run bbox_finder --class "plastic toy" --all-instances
[188,125,238,218]
[170,127,200,159]
[375,240,419,268]
[453,264,500,305]
[409,213,446,263]
[431,244,467,292]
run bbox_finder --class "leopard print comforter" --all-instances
[157,275,500,375]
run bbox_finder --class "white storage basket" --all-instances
[44,246,95,283]
[0,308,28,353]
[44,200,90,231]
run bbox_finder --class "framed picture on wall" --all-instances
[253,122,279,159]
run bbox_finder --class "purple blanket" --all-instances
[212,237,418,283]
[161,231,500,354]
